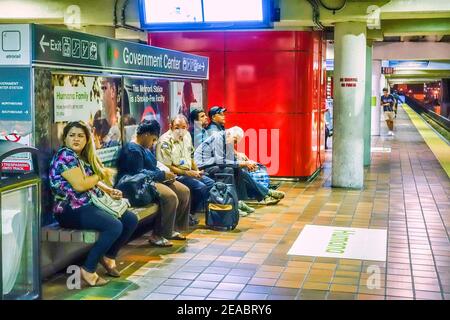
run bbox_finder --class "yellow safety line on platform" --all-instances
[403,104,450,178]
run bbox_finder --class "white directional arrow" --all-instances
[39,35,49,53]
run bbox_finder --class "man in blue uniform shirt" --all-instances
[189,109,209,149]
[206,106,226,136]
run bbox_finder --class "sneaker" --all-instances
[168,231,187,240]
[388,131,393,136]
[189,215,199,226]
[148,236,173,247]
[268,182,282,190]
[238,201,255,213]
[268,189,285,200]
[239,209,249,217]
[261,195,280,205]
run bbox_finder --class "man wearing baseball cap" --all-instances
[206,106,226,136]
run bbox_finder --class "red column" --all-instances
[149,30,326,178]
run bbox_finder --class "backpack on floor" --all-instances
[206,173,239,231]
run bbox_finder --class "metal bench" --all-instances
[40,203,160,279]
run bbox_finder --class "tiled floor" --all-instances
[43,105,450,300]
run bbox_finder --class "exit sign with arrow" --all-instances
[33,24,103,68]
[39,34,49,53]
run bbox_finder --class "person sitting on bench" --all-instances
[156,114,214,226]
[205,106,284,194]
[194,127,284,215]
[116,120,190,247]
[49,121,138,287]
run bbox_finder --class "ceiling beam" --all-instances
[388,78,442,84]
[381,18,450,36]
[386,71,450,79]
[373,42,450,60]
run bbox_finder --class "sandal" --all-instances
[168,231,187,241]
[148,236,173,247]
[100,257,120,278]
[260,195,280,206]
[80,268,109,287]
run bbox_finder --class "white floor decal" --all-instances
[287,225,387,261]
[371,147,392,153]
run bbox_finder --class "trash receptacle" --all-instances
[0,140,41,300]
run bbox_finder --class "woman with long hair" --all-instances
[49,121,138,287]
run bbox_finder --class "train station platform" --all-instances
[42,105,449,300]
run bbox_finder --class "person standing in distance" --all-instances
[381,88,396,136]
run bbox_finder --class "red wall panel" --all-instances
[296,32,313,52]
[148,32,225,52]
[225,31,296,51]
[189,51,226,107]
[225,113,296,177]
[149,31,326,178]
[225,51,296,114]
[206,51,226,107]
[296,51,313,114]
[293,113,317,177]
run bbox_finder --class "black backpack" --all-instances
[206,173,239,231]
[115,173,159,207]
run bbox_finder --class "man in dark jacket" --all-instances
[116,120,190,247]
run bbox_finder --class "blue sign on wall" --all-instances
[0,67,31,121]
[388,60,430,68]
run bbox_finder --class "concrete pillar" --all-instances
[364,42,373,166]
[332,22,366,189]
[371,60,381,136]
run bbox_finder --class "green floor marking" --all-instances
[403,104,450,178]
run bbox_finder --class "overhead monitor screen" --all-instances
[140,0,273,30]
[143,0,203,23]
[203,0,264,22]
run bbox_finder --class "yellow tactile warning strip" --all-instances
[402,104,450,178]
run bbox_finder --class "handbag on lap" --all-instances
[78,159,130,218]
[115,172,159,207]
[90,192,130,218]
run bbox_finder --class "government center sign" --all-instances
[30,24,208,79]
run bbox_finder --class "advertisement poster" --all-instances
[0,67,33,171]
[122,77,170,142]
[170,81,203,119]
[52,73,122,164]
